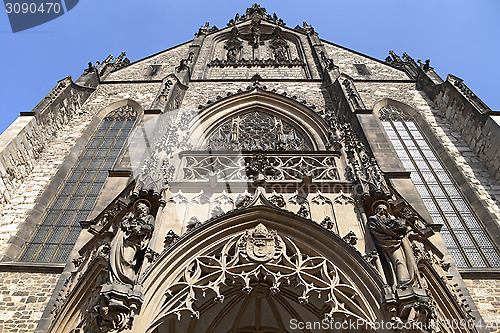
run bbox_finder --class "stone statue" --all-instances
[226,46,238,62]
[109,201,155,285]
[273,44,287,62]
[368,203,415,288]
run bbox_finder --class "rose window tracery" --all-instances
[207,111,312,151]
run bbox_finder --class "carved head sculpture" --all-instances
[133,199,151,218]
[374,203,389,217]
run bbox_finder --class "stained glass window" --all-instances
[379,105,500,268]
[18,105,137,263]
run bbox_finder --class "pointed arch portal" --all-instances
[134,205,386,333]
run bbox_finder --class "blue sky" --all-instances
[1,0,499,134]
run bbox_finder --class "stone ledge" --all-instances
[459,268,500,279]
[0,262,64,273]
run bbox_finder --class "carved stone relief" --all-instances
[158,224,376,324]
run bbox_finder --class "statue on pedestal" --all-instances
[368,202,415,289]
[109,200,155,285]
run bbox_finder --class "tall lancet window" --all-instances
[18,105,137,263]
[379,105,500,268]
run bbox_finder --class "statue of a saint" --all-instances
[109,200,155,285]
[368,203,415,288]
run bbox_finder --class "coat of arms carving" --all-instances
[238,223,282,263]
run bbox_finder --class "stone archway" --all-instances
[133,206,387,333]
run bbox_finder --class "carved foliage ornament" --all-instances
[103,105,137,122]
[159,224,375,324]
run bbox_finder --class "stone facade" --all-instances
[0,4,498,333]
[465,279,500,333]
[0,272,58,333]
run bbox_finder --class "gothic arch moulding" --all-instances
[134,205,387,333]
[372,98,418,120]
[96,99,145,122]
[189,87,331,151]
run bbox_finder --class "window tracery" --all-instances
[18,105,137,263]
[379,104,500,268]
[207,111,312,151]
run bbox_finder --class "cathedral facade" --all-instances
[0,4,499,332]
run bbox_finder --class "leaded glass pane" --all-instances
[445,214,462,229]
[63,227,81,244]
[439,230,458,248]
[435,171,452,184]
[448,249,468,267]
[472,231,494,247]
[454,230,475,247]
[422,199,439,214]
[52,196,69,209]
[54,245,73,263]
[436,199,453,213]
[47,227,66,243]
[379,105,500,268]
[19,107,136,263]
[484,249,500,267]
[443,185,460,197]
[19,244,40,261]
[420,172,437,183]
[415,185,430,198]
[31,226,50,243]
[462,248,486,267]
[429,184,445,198]
[461,214,480,229]
[37,244,58,262]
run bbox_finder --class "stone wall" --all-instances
[432,79,500,182]
[104,43,191,82]
[323,42,409,80]
[0,110,94,258]
[0,271,58,333]
[183,81,328,111]
[0,77,93,212]
[464,279,500,333]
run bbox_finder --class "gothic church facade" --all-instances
[0,4,499,332]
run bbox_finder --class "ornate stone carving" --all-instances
[269,28,288,62]
[238,224,283,263]
[208,57,305,68]
[195,22,219,37]
[268,191,285,208]
[161,225,375,324]
[224,28,242,62]
[342,230,358,246]
[183,153,339,181]
[104,105,137,122]
[320,50,337,71]
[227,4,285,26]
[207,111,312,151]
[109,200,155,285]
[379,104,413,121]
[294,21,316,35]
[186,216,201,231]
[164,230,179,248]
